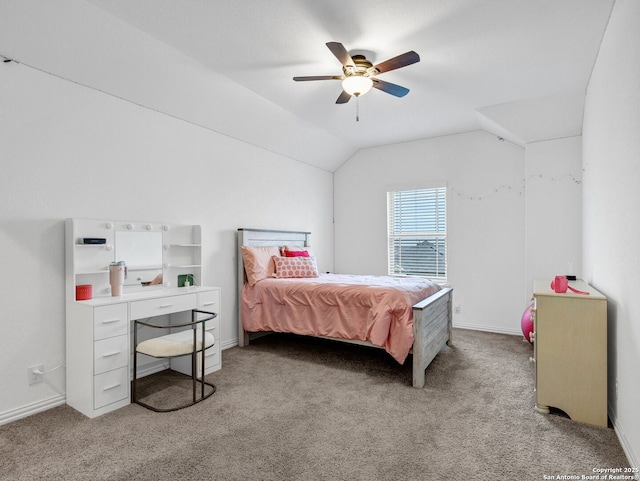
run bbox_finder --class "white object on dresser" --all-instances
[65,218,221,419]
[531,278,607,427]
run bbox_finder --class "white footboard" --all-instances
[412,287,453,388]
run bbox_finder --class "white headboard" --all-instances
[236,228,311,346]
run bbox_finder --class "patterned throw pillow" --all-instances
[272,255,319,278]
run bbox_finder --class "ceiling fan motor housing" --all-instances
[343,55,378,77]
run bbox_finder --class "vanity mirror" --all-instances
[66,219,203,300]
[115,230,163,288]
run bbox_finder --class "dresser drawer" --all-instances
[94,367,128,409]
[198,289,220,313]
[94,303,128,340]
[198,289,220,330]
[94,335,128,375]
[189,343,220,377]
[204,344,220,370]
[130,294,197,320]
[205,320,219,340]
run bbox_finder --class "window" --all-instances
[387,187,447,281]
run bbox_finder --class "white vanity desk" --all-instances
[65,219,221,419]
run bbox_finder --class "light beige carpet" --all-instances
[0,329,630,480]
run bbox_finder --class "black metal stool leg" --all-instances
[132,321,138,403]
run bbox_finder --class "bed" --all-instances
[236,228,453,388]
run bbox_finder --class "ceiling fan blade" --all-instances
[293,75,343,81]
[371,78,410,97]
[326,42,356,70]
[373,51,420,74]
[336,90,352,104]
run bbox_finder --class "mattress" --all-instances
[241,273,441,363]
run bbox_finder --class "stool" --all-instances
[132,309,217,412]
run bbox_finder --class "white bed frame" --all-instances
[236,228,453,388]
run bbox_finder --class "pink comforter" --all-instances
[241,274,441,364]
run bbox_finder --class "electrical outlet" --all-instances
[28,364,44,385]
[454,305,461,314]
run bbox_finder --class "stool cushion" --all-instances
[136,330,215,358]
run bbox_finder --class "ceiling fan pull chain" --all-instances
[356,95,360,122]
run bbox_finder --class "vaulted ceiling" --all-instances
[1,1,614,171]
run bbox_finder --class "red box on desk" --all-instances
[76,284,92,300]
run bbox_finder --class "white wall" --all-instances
[0,0,353,172]
[0,57,333,422]
[334,131,527,334]
[583,0,640,467]
[525,136,583,295]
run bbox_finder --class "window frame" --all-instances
[387,186,447,283]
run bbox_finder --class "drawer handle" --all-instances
[202,301,216,307]
[101,318,121,324]
[103,382,122,391]
[529,356,536,363]
[102,351,121,358]
[158,304,174,309]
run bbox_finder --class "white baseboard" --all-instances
[137,359,169,378]
[0,394,66,426]
[222,338,239,350]
[453,322,522,337]
[608,403,638,468]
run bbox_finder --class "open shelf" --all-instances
[67,219,203,297]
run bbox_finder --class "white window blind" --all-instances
[387,187,447,281]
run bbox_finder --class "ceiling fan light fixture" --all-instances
[341,75,373,96]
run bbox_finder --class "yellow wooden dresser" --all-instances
[532,278,608,427]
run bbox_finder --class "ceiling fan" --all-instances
[293,42,420,104]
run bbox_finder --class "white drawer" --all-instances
[94,303,128,340]
[94,367,128,409]
[205,322,218,339]
[198,290,220,330]
[94,335,128,375]
[198,289,220,313]
[130,294,197,320]
[205,344,220,367]
[192,344,220,377]
[196,312,219,333]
